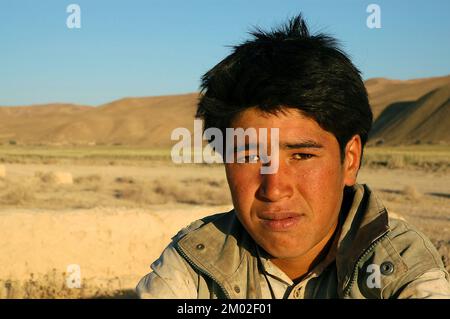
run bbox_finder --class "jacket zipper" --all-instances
[175,243,231,299]
[343,230,390,297]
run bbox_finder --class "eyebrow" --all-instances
[280,140,324,149]
[232,140,323,153]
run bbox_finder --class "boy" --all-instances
[137,15,450,299]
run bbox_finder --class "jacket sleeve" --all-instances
[136,243,199,299]
[396,269,450,299]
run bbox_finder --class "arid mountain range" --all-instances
[1,75,449,146]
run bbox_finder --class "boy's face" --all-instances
[225,107,360,260]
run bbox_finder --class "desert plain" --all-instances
[0,75,449,298]
[0,145,448,298]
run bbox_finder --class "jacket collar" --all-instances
[335,184,390,293]
[176,210,260,298]
[176,183,390,297]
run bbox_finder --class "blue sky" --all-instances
[1,0,449,106]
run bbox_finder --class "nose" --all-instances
[256,165,294,202]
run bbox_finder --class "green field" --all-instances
[0,144,449,171]
[363,145,450,170]
[0,145,173,164]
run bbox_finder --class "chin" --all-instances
[260,239,311,259]
[266,248,309,260]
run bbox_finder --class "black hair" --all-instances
[196,14,372,162]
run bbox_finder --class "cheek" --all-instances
[294,160,344,214]
[225,165,259,207]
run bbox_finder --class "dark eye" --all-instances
[292,153,314,160]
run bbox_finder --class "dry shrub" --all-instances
[181,177,227,188]
[113,188,136,201]
[0,271,136,298]
[115,177,135,184]
[42,158,58,165]
[35,171,73,185]
[74,174,102,184]
[0,183,35,205]
[181,186,230,205]
[387,155,405,169]
[151,177,231,205]
[402,185,422,201]
[113,183,167,205]
[73,174,103,193]
[35,171,57,183]
[111,177,231,206]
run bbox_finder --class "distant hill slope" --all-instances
[0,75,449,147]
[369,83,450,145]
[0,94,199,147]
[365,75,450,119]
[0,103,93,144]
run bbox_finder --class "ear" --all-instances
[343,135,362,186]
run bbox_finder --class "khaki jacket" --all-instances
[136,184,450,299]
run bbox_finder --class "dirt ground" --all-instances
[0,161,449,298]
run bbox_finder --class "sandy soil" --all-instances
[0,204,231,298]
[0,163,448,298]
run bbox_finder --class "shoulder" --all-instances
[136,241,198,298]
[386,216,444,270]
[377,214,449,297]
[171,209,236,243]
[136,209,238,299]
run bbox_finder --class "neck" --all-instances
[271,221,338,282]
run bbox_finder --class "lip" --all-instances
[258,211,304,231]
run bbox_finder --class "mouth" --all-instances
[258,211,304,231]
